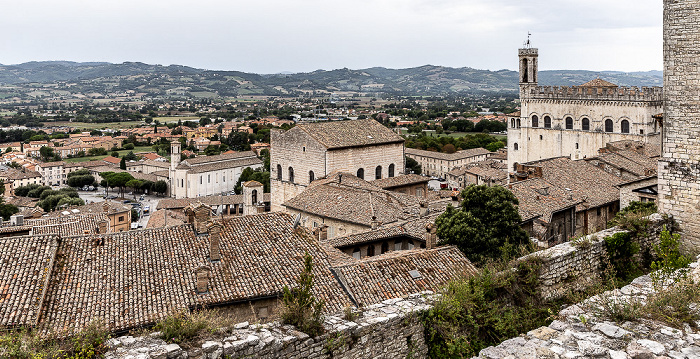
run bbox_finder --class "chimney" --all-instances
[318,225,328,241]
[102,201,110,213]
[195,266,211,294]
[425,223,437,249]
[97,220,108,234]
[419,201,429,217]
[207,221,222,262]
[186,203,212,234]
[371,216,379,230]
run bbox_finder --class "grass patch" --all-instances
[151,309,241,348]
[63,146,155,163]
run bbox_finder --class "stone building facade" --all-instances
[659,0,700,249]
[270,119,405,211]
[508,46,663,171]
[405,147,490,179]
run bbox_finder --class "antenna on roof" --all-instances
[524,32,532,48]
[293,212,301,228]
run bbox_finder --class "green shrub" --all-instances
[154,310,211,344]
[651,226,691,287]
[604,232,641,282]
[422,258,552,358]
[0,322,108,359]
[281,252,325,337]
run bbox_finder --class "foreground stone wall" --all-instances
[522,214,672,300]
[106,293,432,359]
[659,0,700,250]
[475,259,700,359]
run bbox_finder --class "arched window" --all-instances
[309,171,315,183]
[531,115,539,127]
[565,117,573,129]
[276,164,282,180]
[388,164,395,178]
[356,168,364,180]
[511,119,515,128]
[288,167,295,183]
[582,118,590,131]
[251,189,258,205]
[544,116,552,128]
[375,165,382,180]
[516,119,521,128]
[605,119,613,133]
[621,120,630,134]
[514,143,519,151]
[367,244,375,257]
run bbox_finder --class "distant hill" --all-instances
[0,61,663,97]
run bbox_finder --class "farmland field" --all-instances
[63,146,156,163]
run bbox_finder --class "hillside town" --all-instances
[2,1,700,359]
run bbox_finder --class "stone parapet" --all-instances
[525,86,663,102]
[105,292,433,359]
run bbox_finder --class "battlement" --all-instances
[519,48,538,56]
[525,85,663,102]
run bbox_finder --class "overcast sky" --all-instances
[0,0,662,74]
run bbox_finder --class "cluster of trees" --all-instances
[15,184,84,212]
[0,198,18,220]
[234,167,270,194]
[99,172,168,198]
[404,133,505,153]
[66,169,96,188]
[405,156,422,175]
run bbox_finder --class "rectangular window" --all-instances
[118,216,125,222]
[208,174,210,183]
[200,176,202,184]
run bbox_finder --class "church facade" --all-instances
[507,46,663,171]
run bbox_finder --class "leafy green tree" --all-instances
[0,197,18,220]
[67,174,95,188]
[435,185,528,265]
[124,151,138,161]
[281,252,325,337]
[126,179,142,199]
[153,180,168,196]
[234,167,270,194]
[88,148,107,156]
[100,172,134,198]
[405,156,421,175]
[39,146,60,161]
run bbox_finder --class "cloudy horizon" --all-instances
[0,0,662,74]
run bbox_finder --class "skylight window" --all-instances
[409,270,422,279]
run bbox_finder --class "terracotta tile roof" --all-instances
[524,157,623,209]
[44,201,131,218]
[156,193,271,210]
[102,156,121,165]
[36,161,66,168]
[181,151,258,166]
[35,212,351,334]
[405,147,491,161]
[578,78,618,88]
[370,174,429,189]
[283,172,422,227]
[146,209,187,228]
[332,246,477,307]
[186,157,262,174]
[323,214,439,249]
[295,119,404,149]
[0,234,59,328]
[29,214,106,236]
[509,178,581,223]
[142,153,163,161]
[0,168,41,181]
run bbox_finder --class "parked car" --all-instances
[143,205,150,214]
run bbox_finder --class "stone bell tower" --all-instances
[658,0,700,249]
[518,35,538,100]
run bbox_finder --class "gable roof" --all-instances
[370,174,429,189]
[102,156,121,165]
[295,119,404,150]
[509,178,581,223]
[405,147,491,161]
[283,172,422,227]
[578,78,618,88]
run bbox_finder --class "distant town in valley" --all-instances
[3,2,700,358]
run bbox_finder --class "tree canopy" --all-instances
[435,185,528,265]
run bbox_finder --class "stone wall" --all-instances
[659,0,700,250]
[105,293,432,359]
[522,213,672,300]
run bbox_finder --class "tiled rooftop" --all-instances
[509,178,581,223]
[405,147,491,161]
[332,246,477,307]
[283,172,422,227]
[295,119,404,149]
[157,193,271,210]
[0,235,59,328]
[370,174,429,189]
